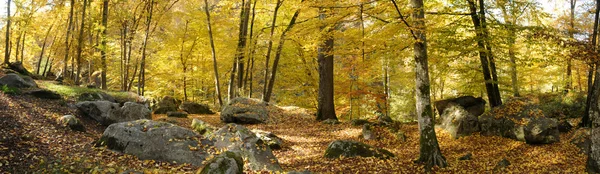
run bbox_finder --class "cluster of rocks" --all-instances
[0,66,63,100]
[152,96,214,118]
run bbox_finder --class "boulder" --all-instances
[0,74,37,88]
[76,101,151,126]
[199,151,244,174]
[351,119,370,126]
[154,96,179,114]
[439,103,480,138]
[96,120,214,166]
[180,101,214,114]
[434,96,486,116]
[156,117,179,124]
[210,123,282,171]
[25,89,61,99]
[78,92,116,103]
[588,127,600,172]
[570,128,591,154]
[221,98,269,124]
[479,101,560,144]
[362,124,375,140]
[167,111,188,118]
[377,115,394,126]
[191,118,215,136]
[252,129,283,150]
[323,140,394,159]
[58,115,85,132]
[558,120,573,133]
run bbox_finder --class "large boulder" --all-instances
[96,120,214,166]
[479,100,559,144]
[167,111,188,118]
[324,140,394,159]
[58,115,85,132]
[76,101,151,126]
[191,118,215,136]
[570,128,591,154]
[252,129,283,150]
[0,74,37,88]
[210,123,282,171]
[25,89,61,99]
[221,98,269,124]
[180,101,214,114]
[434,96,486,116]
[78,92,116,103]
[439,103,480,138]
[199,151,244,174]
[154,96,179,114]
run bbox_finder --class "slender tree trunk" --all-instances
[139,0,154,96]
[63,0,75,79]
[100,0,109,90]
[75,0,89,85]
[263,0,282,99]
[244,0,257,93]
[180,20,190,101]
[479,0,502,106]
[120,25,125,90]
[567,0,576,91]
[4,0,11,65]
[36,25,54,75]
[500,6,520,97]
[15,32,21,63]
[128,58,139,92]
[20,31,25,62]
[316,7,336,121]
[204,0,223,107]
[583,0,600,128]
[264,2,302,102]
[588,0,600,168]
[410,0,448,171]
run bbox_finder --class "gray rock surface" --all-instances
[221,98,269,124]
[0,74,37,88]
[58,115,85,132]
[76,101,151,126]
[323,140,394,159]
[439,103,480,138]
[180,101,214,114]
[199,151,244,174]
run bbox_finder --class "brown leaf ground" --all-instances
[0,91,587,173]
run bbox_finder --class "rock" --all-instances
[589,127,600,172]
[0,74,37,88]
[167,111,188,118]
[76,101,151,126]
[220,98,269,124]
[252,129,283,150]
[351,119,370,126]
[191,118,215,136]
[78,92,116,103]
[8,62,32,76]
[494,159,511,170]
[199,151,244,174]
[89,71,103,88]
[362,124,375,140]
[479,101,560,144]
[558,120,573,133]
[434,96,486,116]
[180,101,214,114]
[96,120,214,166]
[458,153,472,160]
[58,115,85,132]
[439,103,480,138]
[323,140,394,159]
[570,128,591,154]
[156,117,179,124]
[210,123,282,171]
[25,89,61,99]
[154,96,180,114]
[377,115,394,125]
[322,119,340,125]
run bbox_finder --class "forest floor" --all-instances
[0,81,588,173]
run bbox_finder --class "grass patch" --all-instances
[38,81,136,102]
[0,85,20,95]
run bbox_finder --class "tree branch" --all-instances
[390,0,417,40]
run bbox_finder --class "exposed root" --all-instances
[414,150,448,172]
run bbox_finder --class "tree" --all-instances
[36,24,54,75]
[407,0,447,171]
[101,0,109,90]
[63,0,75,79]
[262,0,282,102]
[4,0,11,65]
[316,6,336,121]
[229,0,251,99]
[204,0,223,107]
[139,0,154,96]
[583,0,600,128]
[75,0,89,85]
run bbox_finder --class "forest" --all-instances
[0,0,600,173]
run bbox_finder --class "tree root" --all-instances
[414,150,448,172]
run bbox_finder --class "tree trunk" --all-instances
[205,0,224,107]
[229,0,251,99]
[139,0,154,96]
[567,0,576,91]
[264,2,302,103]
[263,0,282,99]
[36,25,54,75]
[4,0,11,65]
[316,7,336,121]
[19,31,25,63]
[75,0,89,85]
[63,0,75,78]
[244,0,257,95]
[15,32,21,63]
[583,0,600,128]
[410,0,448,171]
[500,5,520,97]
[100,0,109,90]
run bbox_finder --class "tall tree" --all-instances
[316,7,336,121]
[36,24,54,75]
[100,0,109,90]
[75,0,89,85]
[262,0,282,101]
[229,0,251,99]
[204,0,223,107]
[139,0,154,96]
[588,1,600,170]
[4,0,11,65]
[583,0,600,128]
[63,0,75,79]
[567,0,576,91]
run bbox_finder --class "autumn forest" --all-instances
[0,0,599,173]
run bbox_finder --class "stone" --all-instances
[58,115,85,132]
[458,153,472,160]
[25,89,61,99]
[179,101,214,114]
[351,119,370,126]
[322,119,340,125]
[558,120,573,133]
[323,140,394,159]
[96,120,214,166]
[167,111,188,118]
[191,118,215,136]
[523,117,560,144]
[199,151,244,174]
[154,96,180,114]
[570,128,591,155]
[221,98,269,124]
[210,123,282,171]
[434,96,486,116]
[439,103,480,138]
[0,74,37,88]
[362,124,375,140]
[78,92,116,103]
[252,129,283,150]
[156,117,179,124]
[76,101,151,126]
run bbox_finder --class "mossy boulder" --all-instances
[76,101,151,126]
[167,111,188,118]
[324,140,394,159]
[78,92,116,103]
[0,74,37,89]
[58,115,85,132]
[199,151,243,174]
[252,129,283,150]
[191,118,215,136]
[25,89,62,100]
[221,98,269,124]
[439,103,480,139]
[153,96,180,114]
[180,101,214,114]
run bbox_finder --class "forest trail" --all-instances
[0,80,588,173]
